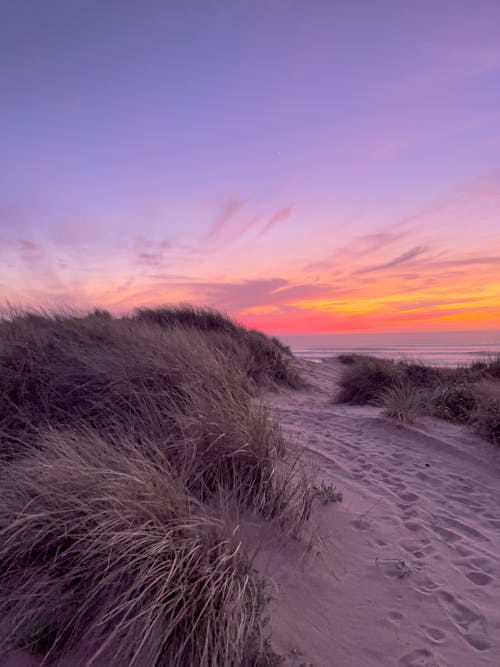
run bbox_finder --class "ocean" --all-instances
[290,344,500,367]
[280,332,500,367]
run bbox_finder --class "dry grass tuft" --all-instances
[134,305,300,390]
[336,356,403,405]
[337,354,500,443]
[0,430,268,666]
[381,382,422,424]
[473,379,500,445]
[427,382,476,424]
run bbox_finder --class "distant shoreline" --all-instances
[291,344,500,367]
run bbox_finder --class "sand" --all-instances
[3,358,500,667]
[256,359,500,666]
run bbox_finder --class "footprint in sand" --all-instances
[437,590,491,650]
[398,647,440,667]
[464,571,493,586]
[447,472,466,482]
[434,514,490,543]
[415,576,439,594]
[388,610,404,622]
[467,556,493,571]
[396,500,410,508]
[426,626,447,644]
[464,634,491,651]
[430,525,461,543]
[400,492,420,503]
[454,544,473,557]
[404,520,423,533]
[422,544,435,555]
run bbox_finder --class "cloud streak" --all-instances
[254,205,294,239]
[204,198,247,241]
[356,246,428,274]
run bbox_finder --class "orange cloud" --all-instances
[1,172,499,336]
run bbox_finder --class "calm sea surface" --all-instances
[290,344,500,367]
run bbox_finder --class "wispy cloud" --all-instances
[254,205,294,239]
[356,245,428,274]
[203,198,294,244]
[204,198,247,241]
[426,255,500,269]
[134,237,173,267]
[137,252,164,266]
[18,239,43,254]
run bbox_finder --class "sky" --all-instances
[1,0,500,337]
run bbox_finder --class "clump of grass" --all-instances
[473,379,500,445]
[336,353,377,365]
[312,482,343,504]
[428,382,476,423]
[241,329,302,389]
[402,362,443,387]
[135,304,240,335]
[381,382,421,424]
[0,430,269,666]
[336,353,500,444]
[484,357,500,380]
[336,356,403,404]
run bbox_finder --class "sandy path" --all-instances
[260,359,500,667]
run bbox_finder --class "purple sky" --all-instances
[1,1,500,334]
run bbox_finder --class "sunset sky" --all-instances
[1,1,500,336]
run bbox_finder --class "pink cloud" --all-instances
[254,205,294,239]
[204,197,247,241]
[355,246,429,274]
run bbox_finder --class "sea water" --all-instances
[290,344,500,367]
[280,332,500,367]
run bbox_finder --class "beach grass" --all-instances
[0,307,312,665]
[336,354,500,443]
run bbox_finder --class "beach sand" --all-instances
[3,358,500,666]
[255,359,500,666]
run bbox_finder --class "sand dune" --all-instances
[3,358,500,666]
[257,359,500,666]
